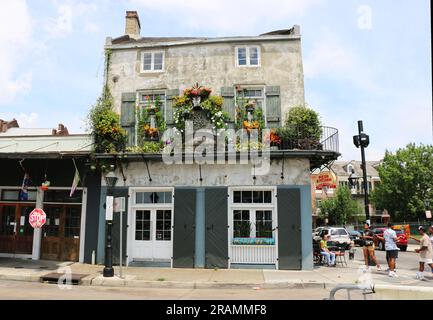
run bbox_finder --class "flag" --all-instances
[19,173,31,201]
[70,159,80,197]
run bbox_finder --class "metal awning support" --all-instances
[141,154,152,183]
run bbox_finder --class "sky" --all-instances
[0,0,431,161]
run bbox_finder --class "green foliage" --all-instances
[285,104,322,141]
[371,144,433,221]
[126,141,164,153]
[235,95,265,132]
[88,88,127,153]
[319,186,362,225]
[137,95,166,145]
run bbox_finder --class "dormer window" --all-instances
[141,51,164,72]
[347,164,354,174]
[236,46,260,67]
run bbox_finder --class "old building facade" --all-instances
[96,11,339,271]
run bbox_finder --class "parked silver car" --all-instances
[313,227,353,250]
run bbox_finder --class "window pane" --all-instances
[249,47,259,65]
[135,231,143,241]
[241,191,252,203]
[241,210,250,220]
[142,53,152,70]
[253,191,263,203]
[263,191,272,203]
[233,210,241,220]
[164,192,172,204]
[233,191,241,203]
[238,48,247,65]
[136,221,143,231]
[142,231,150,240]
[164,231,171,241]
[154,53,163,70]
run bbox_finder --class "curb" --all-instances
[87,276,330,290]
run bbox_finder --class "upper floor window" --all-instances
[236,87,265,109]
[141,51,165,72]
[236,46,260,67]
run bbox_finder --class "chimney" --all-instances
[125,11,141,39]
[0,118,19,133]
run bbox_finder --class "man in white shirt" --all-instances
[413,226,433,280]
[381,222,399,277]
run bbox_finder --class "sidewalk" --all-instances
[1,257,432,291]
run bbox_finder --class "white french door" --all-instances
[131,208,172,261]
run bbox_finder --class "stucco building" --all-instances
[96,11,339,270]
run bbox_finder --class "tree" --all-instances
[319,186,362,225]
[371,144,433,221]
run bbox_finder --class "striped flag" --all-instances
[70,159,80,197]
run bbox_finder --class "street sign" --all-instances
[106,196,114,221]
[29,208,47,228]
[114,197,126,213]
[426,211,432,219]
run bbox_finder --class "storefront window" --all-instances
[64,206,80,238]
[136,192,172,204]
[155,210,172,241]
[1,189,36,202]
[44,190,82,203]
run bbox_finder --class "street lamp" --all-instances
[103,165,118,278]
[353,121,371,224]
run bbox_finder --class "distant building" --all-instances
[311,160,388,227]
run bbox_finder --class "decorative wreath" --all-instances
[173,84,230,133]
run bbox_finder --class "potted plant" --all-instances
[264,129,281,150]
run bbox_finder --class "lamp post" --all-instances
[353,121,370,224]
[103,165,118,278]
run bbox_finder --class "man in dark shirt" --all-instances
[362,222,382,272]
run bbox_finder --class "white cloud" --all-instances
[45,4,73,38]
[0,0,33,105]
[130,0,323,34]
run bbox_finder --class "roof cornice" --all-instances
[105,35,301,50]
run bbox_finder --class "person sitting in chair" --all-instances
[320,234,336,267]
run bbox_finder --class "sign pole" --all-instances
[119,207,123,279]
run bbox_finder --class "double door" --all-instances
[0,204,34,255]
[41,204,81,261]
[132,209,173,262]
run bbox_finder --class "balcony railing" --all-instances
[277,126,339,153]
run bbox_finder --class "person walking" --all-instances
[410,226,433,280]
[377,222,399,277]
[320,234,336,267]
[362,222,382,272]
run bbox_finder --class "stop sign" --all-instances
[29,208,47,228]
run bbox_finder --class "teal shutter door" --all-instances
[221,87,235,122]
[166,89,180,126]
[266,86,281,127]
[120,92,136,147]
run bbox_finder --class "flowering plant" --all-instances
[184,82,212,100]
[173,84,229,132]
[264,129,281,146]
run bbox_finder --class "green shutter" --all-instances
[166,89,180,125]
[266,86,281,126]
[120,92,136,147]
[221,87,235,122]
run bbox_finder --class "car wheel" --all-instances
[400,246,407,252]
[378,241,384,251]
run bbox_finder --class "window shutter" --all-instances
[166,89,180,125]
[221,87,235,122]
[266,86,281,126]
[120,92,136,147]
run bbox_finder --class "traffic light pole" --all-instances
[358,121,370,223]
